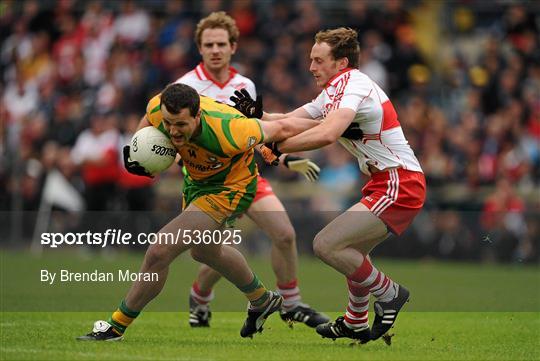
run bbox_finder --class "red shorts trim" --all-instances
[253,175,275,203]
[360,169,426,235]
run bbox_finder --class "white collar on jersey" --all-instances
[195,62,238,89]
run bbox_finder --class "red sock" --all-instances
[343,278,370,329]
[348,257,397,302]
[277,279,301,310]
[190,282,214,306]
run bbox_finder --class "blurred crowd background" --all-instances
[1,0,539,263]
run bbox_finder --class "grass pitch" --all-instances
[1,250,539,360]
[1,312,538,360]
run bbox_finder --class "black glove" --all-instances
[123,145,153,178]
[230,89,263,118]
[341,123,364,140]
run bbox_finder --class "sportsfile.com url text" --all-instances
[40,229,242,248]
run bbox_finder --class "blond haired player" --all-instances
[174,12,328,328]
[233,28,426,343]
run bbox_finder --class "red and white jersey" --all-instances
[175,63,256,105]
[303,69,422,175]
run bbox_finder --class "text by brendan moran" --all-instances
[40,269,158,285]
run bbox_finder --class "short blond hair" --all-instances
[195,11,240,47]
[315,28,360,68]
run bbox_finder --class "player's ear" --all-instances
[230,41,237,55]
[337,57,349,71]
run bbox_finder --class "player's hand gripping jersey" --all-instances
[146,94,263,224]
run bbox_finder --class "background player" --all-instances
[78,83,322,341]
[173,12,327,328]
[232,28,426,343]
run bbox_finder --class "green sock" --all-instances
[238,273,270,308]
[108,300,140,334]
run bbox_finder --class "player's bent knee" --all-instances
[312,234,332,261]
[271,227,296,249]
[144,245,173,269]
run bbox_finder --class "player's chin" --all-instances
[207,62,223,70]
[171,136,186,147]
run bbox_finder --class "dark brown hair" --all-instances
[160,83,200,116]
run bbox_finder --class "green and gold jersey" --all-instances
[145,93,263,194]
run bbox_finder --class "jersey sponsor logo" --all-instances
[184,158,223,172]
[182,152,225,172]
[233,83,247,90]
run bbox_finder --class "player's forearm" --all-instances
[276,117,320,140]
[278,108,356,151]
[262,106,312,121]
[261,112,287,121]
[277,125,335,153]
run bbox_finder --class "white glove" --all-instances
[283,155,320,182]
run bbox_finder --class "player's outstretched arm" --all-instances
[276,108,356,153]
[261,107,313,121]
[230,89,313,121]
[259,117,320,144]
[256,117,320,167]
